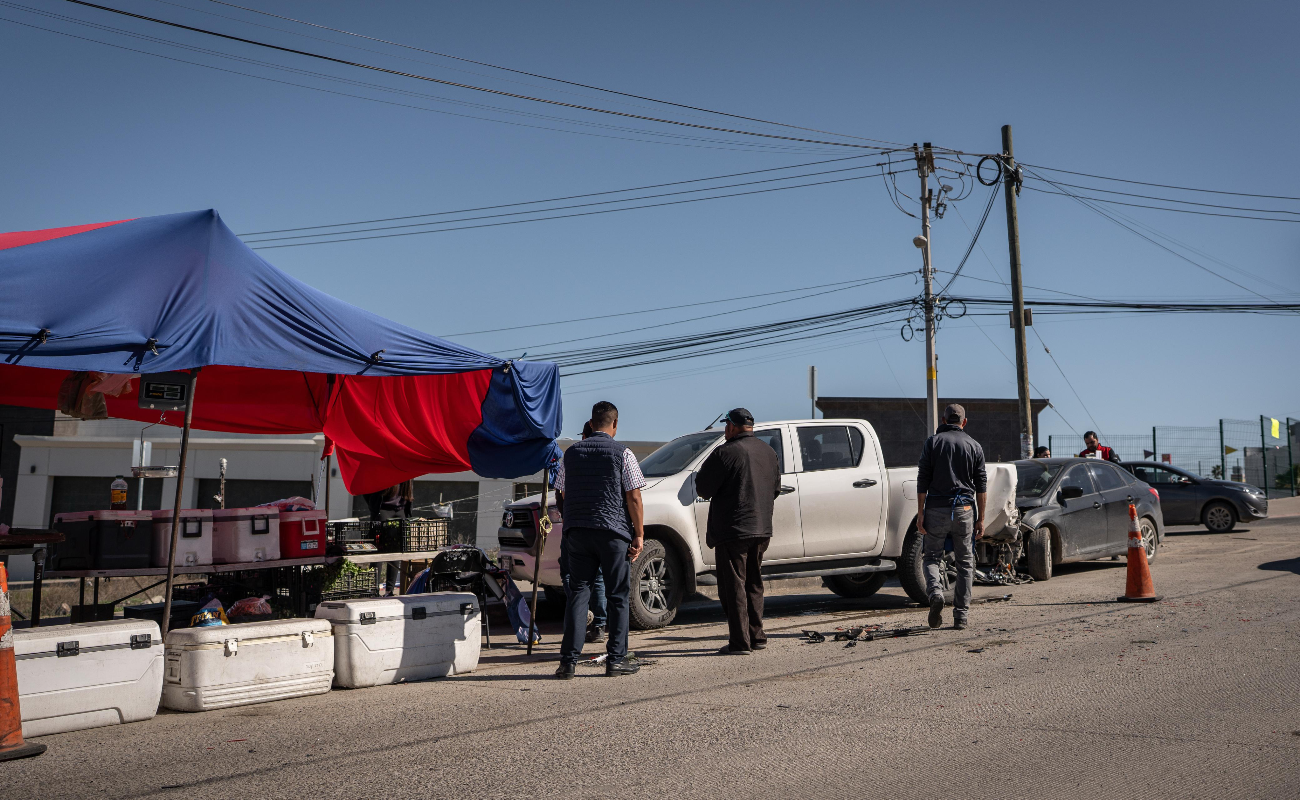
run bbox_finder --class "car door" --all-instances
[693,426,803,565]
[1053,464,1107,558]
[1131,464,1197,524]
[1087,462,1135,552]
[794,423,886,557]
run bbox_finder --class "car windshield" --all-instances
[639,431,722,477]
[1014,460,1065,497]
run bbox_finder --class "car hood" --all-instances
[1201,480,1259,492]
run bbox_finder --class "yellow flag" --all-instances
[1271,418,1280,439]
[1224,446,1238,455]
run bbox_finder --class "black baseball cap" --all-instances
[725,408,754,426]
[944,403,965,423]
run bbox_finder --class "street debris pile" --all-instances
[801,625,932,648]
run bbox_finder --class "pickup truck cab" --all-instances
[497,418,1019,628]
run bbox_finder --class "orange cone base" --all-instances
[0,741,47,761]
[1116,595,1163,603]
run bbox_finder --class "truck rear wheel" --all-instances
[629,538,683,629]
[823,571,888,599]
[898,529,954,605]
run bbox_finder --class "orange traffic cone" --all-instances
[0,562,46,761]
[1117,503,1161,603]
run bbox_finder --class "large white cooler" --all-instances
[161,618,333,711]
[13,619,163,737]
[314,593,480,688]
[150,508,214,567]
[212,508,280,564]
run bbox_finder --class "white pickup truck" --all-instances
[496,418,1019,628]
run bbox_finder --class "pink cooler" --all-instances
[212,508,281,564]
[278,510,326,558]
[150,508,214,568]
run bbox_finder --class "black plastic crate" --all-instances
[327,520,377,545]
[374,518,451,553]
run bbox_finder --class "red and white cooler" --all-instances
[211,508,280,564]
[279,510,327,558]
[150,508,214,568]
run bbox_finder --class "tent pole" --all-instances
[526,480,551,656]
[160,368,199,639]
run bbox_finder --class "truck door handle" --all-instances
[779,485,796,495]
[1126,495,1133,503]
[1093,502,1101,509]
[852,479,877,488]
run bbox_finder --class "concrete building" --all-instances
[815,396,1049,467]
[2,410,665,581]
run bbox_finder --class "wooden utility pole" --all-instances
[1000,126,1033,458]
[915,143,938,434]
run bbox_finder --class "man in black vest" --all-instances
[553,401,647,679]
[695,408,781,655]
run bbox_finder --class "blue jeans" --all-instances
[922,505,975,618]
[561,536,607,628]
[560,527,629,665]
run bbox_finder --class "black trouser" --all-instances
[715,537,769,651]
[560,527,630,665]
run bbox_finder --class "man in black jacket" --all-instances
[695,408,781,655]
[916,404,987,631]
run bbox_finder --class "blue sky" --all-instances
[3,0,1297,446]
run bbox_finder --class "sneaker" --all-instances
[752,641,768,651]
[953,618,968,631]
[716,645,752,656]
[928,596,945,629]
[605,656,641,677]
[585,624,607,644]
[554,662,576,680]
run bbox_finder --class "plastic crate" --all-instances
[327,520,377,545]
[309,561,381,603]
[374,518,451,553]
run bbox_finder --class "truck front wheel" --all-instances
[897,529,955,605]
[823,571,888,598]
[628,538,683,629]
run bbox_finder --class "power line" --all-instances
[937,183,999,295]
[1029,178,1300,216]
[1020,163,1300,202]
[1022,185,1300,224]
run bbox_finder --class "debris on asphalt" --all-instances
[801,630,826,643]
[967,648,986,653]
[975,594,1014,604]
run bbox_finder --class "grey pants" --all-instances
[922,505,975,618]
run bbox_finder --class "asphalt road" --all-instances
[7,518,1299,799]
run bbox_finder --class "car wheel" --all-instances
[1127,517,1159,564]
[823,571,889,599]
[1026,526,1052,581]
[897,529,955,605]
[628,538,683,629]
[1203,501,1236,534]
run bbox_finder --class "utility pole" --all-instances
[913,143,939,433]
[808,365,818,419]
[1001,125,1033,458]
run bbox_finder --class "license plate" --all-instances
[301,539,319,550]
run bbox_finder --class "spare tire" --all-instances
[897,529,954,605]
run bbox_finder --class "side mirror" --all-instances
[1060,485,1085,500]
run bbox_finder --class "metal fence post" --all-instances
[1289,418,1296,497]
[1152,426,1157,461]
[1219,419,1226,481]
[1048,435,1052,457]
[1260,415,1269,493]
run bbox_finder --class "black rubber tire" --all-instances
[897,529,954,605]
[823,571,889,599]
[1026,527,1053,581]
[628,538,683,630]
[1202,501,1236,534]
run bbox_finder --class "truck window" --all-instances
[797,426,859,472]
[752,428,786,473]
[639,431,722,477]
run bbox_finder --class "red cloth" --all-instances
[0,219,131,252]
[0,363,493,494]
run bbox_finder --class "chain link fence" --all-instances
[1048,415,1297,499]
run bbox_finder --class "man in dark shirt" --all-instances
[1078,431,1120,463]
[916,404,987,631]
[695,408,781,655]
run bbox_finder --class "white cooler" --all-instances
[13,619,164,737]
[150,508,214,568]
[212,508,280,564]
[314,593,481,688]
[161,618,333,712]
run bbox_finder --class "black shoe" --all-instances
[752,641,767,651]
[554,662,576,680]
[716,645,752,656]
[928,596,945,629]
[585,624,607,644]
[953,618,968,631]
[606,656,641,676]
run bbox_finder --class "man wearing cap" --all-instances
[553,401,646,679]
[695,408,782,655]
[916,403,987,631]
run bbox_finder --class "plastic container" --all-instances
[150,508,214,568]
[211,508,280,564]
[314,593,480,688]
[278,509,327,559]
[49,510,154,570]
[13,619,164,737]
[374,518,452,553]
[161,618,334,712]
[110,476,129,510]
[123,600,200,631]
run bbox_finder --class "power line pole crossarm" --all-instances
[1001,125,1033,458]
[915,143,939,434]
